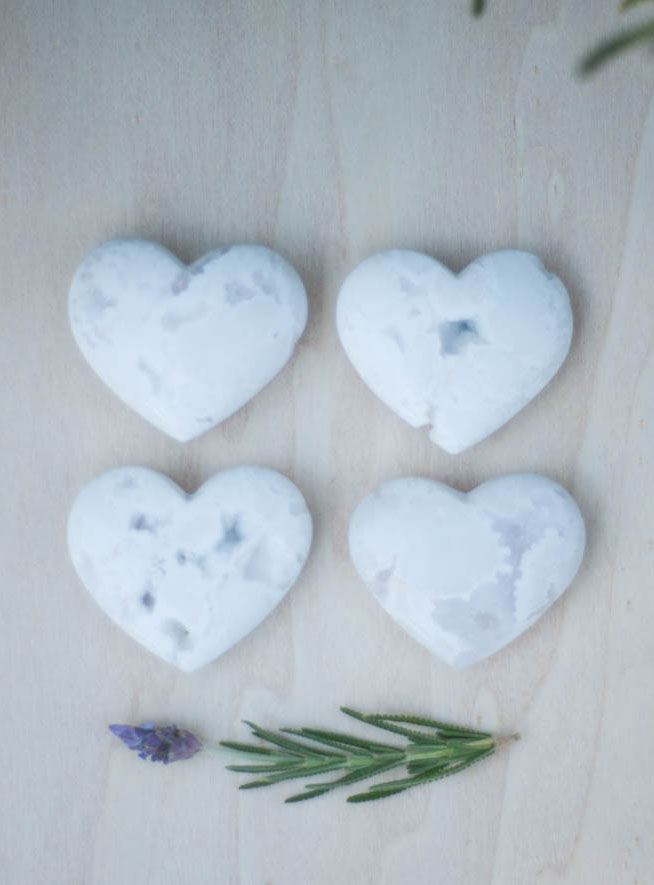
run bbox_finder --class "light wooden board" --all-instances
[2,1,654,882]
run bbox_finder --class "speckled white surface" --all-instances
[349,473,585,667]
[337,249,573,454]
[68,466,313,671]
[69,239,308,441]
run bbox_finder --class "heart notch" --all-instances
[337,249,573,453]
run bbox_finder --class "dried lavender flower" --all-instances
[109,723,202,763]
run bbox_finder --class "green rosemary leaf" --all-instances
[363,712,491,739]
[218,741,278,756]
[240,761,345,790]
[283,726,399,753]
[620,0,654,11]
[579,19,654,74]
[307,758,405,791]
[280,729,369,755]
[369,723,443,745]
[341,708,447,745]
[244,779,300,791]
[242,722,335,758]
[472,0,486,16]
[239,778,279,790]
[225,762,303,774]
[285,787,332,803]
[347,784,411,803]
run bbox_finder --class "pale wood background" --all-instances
[2,1,654,883]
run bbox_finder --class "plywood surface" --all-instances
[2,2,653,883]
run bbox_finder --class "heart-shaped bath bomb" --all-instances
[69,239,308,441]
[68,466,313,671]
[348,473,585,666]
[337,250,573,454]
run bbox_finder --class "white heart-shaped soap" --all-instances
[348,474,585,667]
[68,466,313,671]
[69,239,308,441]
[337,250,573,454]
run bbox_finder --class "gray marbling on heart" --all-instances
[69,239,308,441]
[348,473,585,667]
[337,249,573,454]
[68,466,313,671]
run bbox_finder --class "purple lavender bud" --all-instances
[109,723,203,763]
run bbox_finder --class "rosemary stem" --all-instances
[405,746,454,762]
[204,745,292,763]
[494,733,521,747]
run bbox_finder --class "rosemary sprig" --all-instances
[620,0,654,11]
[109,709,519,803]
[225,708,519,803]
[472,0,654,74]
[579,19,654,75]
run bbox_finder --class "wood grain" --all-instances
[1,1,653,882]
